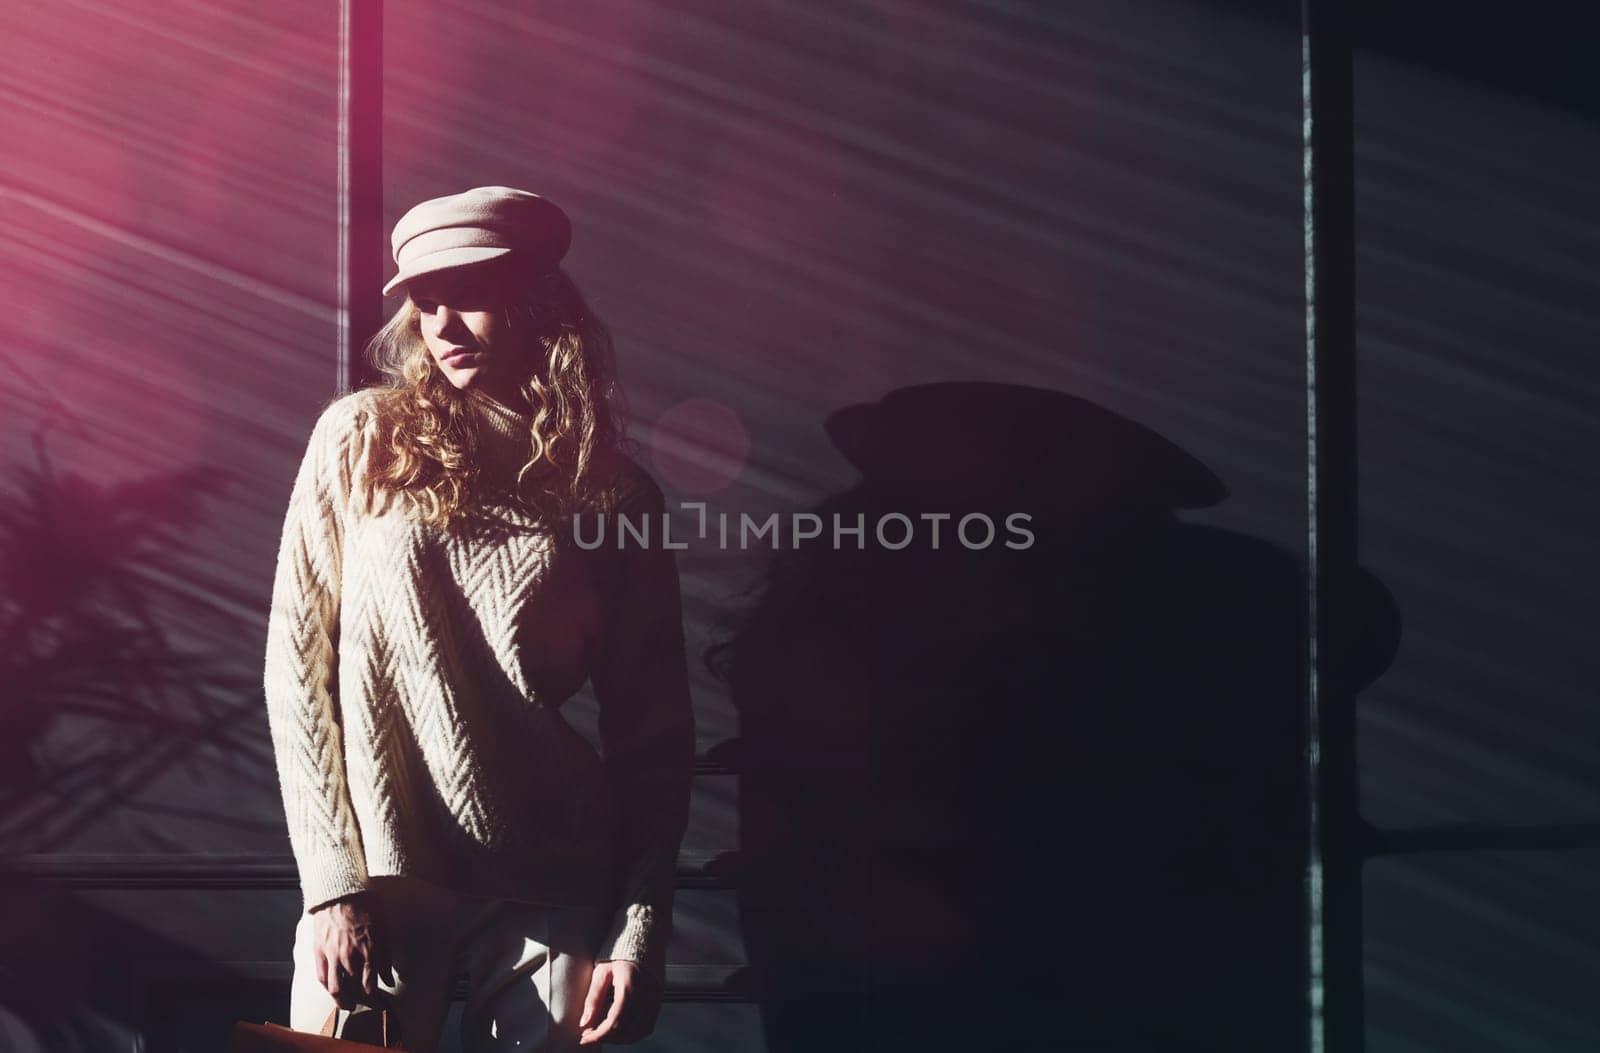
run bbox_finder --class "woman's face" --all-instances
[408,265,536,405]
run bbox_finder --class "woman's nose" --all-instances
[428,303,459,330]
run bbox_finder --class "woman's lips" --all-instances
[443,349,477,364]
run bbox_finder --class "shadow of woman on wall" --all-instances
[711,381,1399,1052]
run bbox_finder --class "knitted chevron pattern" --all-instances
[262,387,694,986]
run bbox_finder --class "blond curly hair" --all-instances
[354,266,634,531]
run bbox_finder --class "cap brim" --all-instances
[382,245,516,297]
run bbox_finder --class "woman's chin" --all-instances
[442,368,483,390]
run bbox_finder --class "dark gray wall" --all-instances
[1,1,1595,1050]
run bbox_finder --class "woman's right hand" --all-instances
[310,892,390,1010]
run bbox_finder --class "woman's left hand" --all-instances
[578,959,660,1045]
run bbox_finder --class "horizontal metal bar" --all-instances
[1367,822,1600,856]
[136,959,756,1003]
[0,850,743,890]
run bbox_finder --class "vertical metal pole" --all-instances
[1302,1,1360,1051]
[338,0,383,395]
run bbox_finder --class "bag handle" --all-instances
[319,1006,402,1049]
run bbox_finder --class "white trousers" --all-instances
[289,875,611,1053]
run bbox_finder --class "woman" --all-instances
[262,186,695,1051]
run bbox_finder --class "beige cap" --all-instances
[382,186,572,297]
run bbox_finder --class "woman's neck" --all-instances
[464,387,537,483]
[469,382,532,415]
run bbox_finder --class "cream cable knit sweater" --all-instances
[262,386,694,985]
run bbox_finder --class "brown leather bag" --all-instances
[226,1006,403,1052]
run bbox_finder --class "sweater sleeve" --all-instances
[263,396,370,916]
[589,469,696,989]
